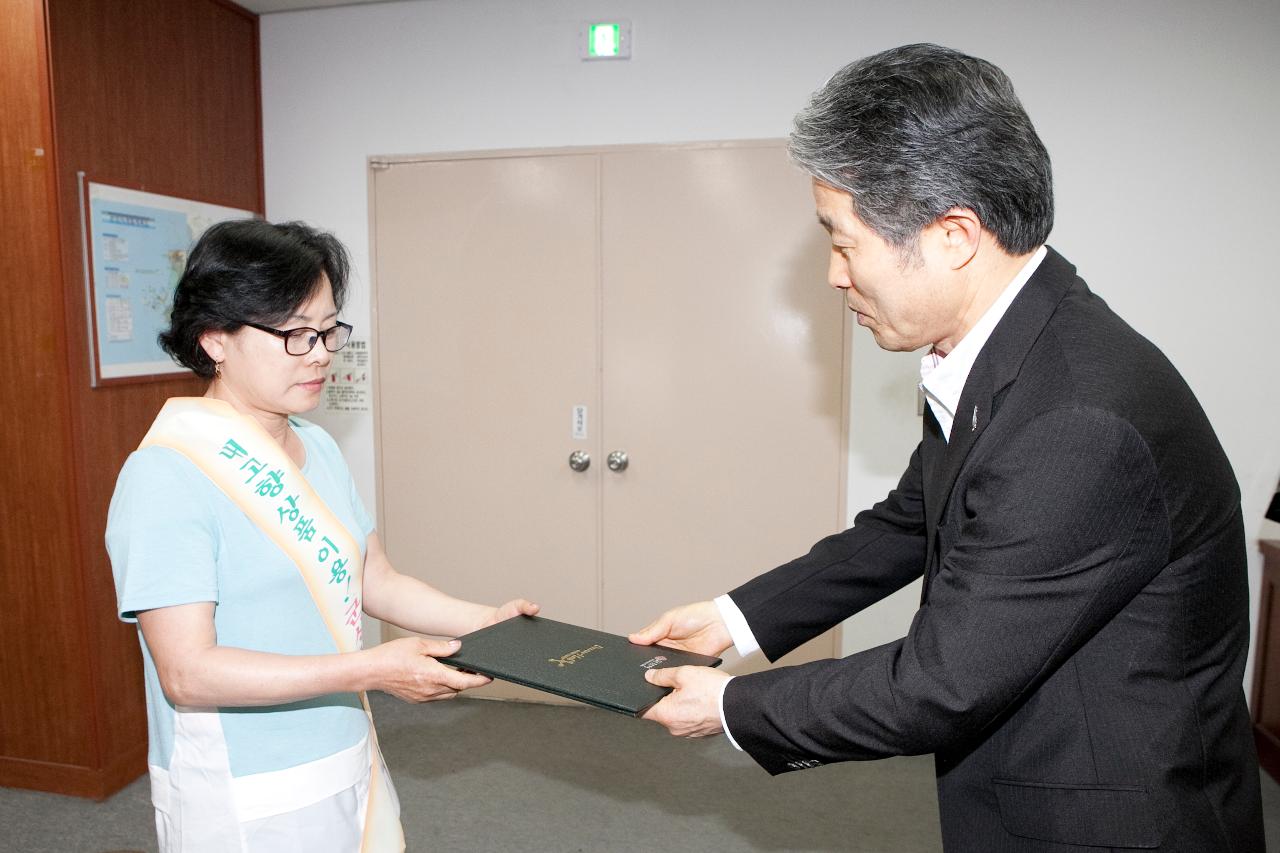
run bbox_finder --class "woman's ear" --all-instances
[199,329,227,367]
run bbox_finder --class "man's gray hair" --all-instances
[790,43,1053,256]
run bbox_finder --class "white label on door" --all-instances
[572,405,588,440]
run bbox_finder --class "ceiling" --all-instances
[232,0,398,14]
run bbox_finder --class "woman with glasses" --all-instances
[106,219,536,852]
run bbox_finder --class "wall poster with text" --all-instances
[80,176,256,386]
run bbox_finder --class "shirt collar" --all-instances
[920,246,1047,440]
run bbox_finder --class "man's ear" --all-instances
[199,329,227,366]
[934,207,982,270]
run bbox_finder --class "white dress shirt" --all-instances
[714,246,1047,750]
[919,246,1047,439]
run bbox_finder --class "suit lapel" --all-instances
[920,359,993,601]
[925,357,994,533]
[920,406,946,602]
[917,247,1081,601]
[920,406,945,514]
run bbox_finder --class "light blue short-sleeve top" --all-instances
[106,416,375,777]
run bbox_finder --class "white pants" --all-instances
[151,708,391,852]
[155,776,369,853]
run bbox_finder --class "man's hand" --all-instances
[629,600,733,657]
[642,665,730,738]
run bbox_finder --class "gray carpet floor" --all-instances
[4,692,1280,852]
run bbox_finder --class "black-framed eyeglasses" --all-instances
[241,320,353,356]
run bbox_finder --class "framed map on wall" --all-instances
[79,175,256,386]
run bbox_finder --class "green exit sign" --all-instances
[582,20,631,60]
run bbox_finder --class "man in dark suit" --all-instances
[631,43,1264,851]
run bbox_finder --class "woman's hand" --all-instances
[366,636,491,703]
[475,598,541,631]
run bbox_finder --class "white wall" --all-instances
[261,0,1280,686]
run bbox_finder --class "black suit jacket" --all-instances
[723,249,1264,851]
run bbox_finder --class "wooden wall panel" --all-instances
[1254,540,1280,783]
[0,0,262,799]
[0,0,91,774]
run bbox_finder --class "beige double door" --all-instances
[370,142,847,691]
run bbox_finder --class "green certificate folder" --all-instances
[439,615,723,716]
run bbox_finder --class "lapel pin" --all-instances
[971,405,978,431]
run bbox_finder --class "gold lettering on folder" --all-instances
[549,644,604,668]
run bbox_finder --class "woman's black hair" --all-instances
[159,219,350,379]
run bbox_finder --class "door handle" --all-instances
[568,450,590,472]
[607,451,629,472]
